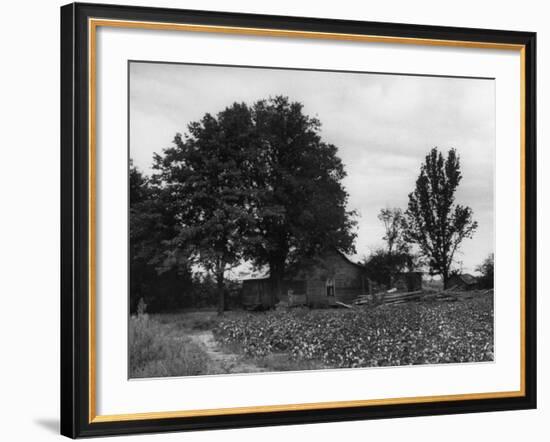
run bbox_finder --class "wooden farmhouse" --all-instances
[241,249,370,309]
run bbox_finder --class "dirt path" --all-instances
[188,331,266,375]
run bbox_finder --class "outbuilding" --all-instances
[447,273,479,290]
[241,249,370,309]
[390,272,423,292]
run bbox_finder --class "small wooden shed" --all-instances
[447,273,479,290]
[241,250,369,309]
[241,278,306,310]
[390,272,423,292]
[241,278,273,310]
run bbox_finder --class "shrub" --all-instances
[129,313,209,378]
[476,253,494,289]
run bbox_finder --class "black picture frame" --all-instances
[61,2,537,438]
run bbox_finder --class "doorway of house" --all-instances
[326,278,335,297]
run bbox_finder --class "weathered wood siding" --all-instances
[242,279,307,308]
[241,278,272,309]
[303,251,367,305]
[391,272,423,292]
[241,251,368,308]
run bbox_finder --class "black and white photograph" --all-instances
[128,61,495,379]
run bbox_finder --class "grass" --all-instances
[151,310,221,331]
[129,313,210,378]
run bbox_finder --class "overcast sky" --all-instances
[130,61,495,274]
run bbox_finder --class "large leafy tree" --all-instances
[129,161,154,311]
[151,96,356,310]
[248,96,357,300]
[129,161,193,312]
[405,147,477,288]
[130,160,178,269]
[152,103,258,315]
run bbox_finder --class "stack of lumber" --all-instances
[420,286,461,301]
[352,289,423,306]
[380,290,423,305]
[423,287,493,302]
[352,286,493,307]
[352,294,373,305]
[334,301,354,309]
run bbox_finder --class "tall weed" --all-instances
[129,313,209,378]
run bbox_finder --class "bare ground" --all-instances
[186,330,267,375]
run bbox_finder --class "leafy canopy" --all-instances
[247,96,357,280]
[152,102,259,273]
[405,147,477,287]
[149,96,357,310]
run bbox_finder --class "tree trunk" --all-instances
[269,256,286,307]
[216,268,225,316]
[442,271,449,290]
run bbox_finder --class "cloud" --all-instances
[130,62,495,273]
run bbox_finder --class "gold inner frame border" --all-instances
[87,17,527,424]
